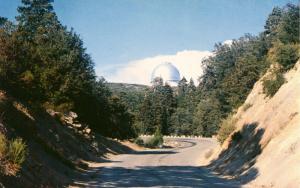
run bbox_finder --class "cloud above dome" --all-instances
[96,50,212,85]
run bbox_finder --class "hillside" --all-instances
[206,60,300,187]
[0,90,134,187]
[106,83,148,93]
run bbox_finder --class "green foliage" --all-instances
[0,0,136,140]
[107,83,146,135]
[261,4,299,98]
[106,96,137,139]
[217,115,237,144]
[0,17,8,27]
[109,84,146,114]
[20,70,34,84]
[167,77,198,136]
[276,4,300,44]
[134,137,144,146]
[193,96,222,136]
[262,71,285,97]
[270,42,299,71]
[134,76,198,136]
[193,34,269,137]
[145,130,163,148]
[170,108,193,135]
[0,134,27,176]
[7,138,27,166]
[138,78,176,135]
[193,3,299,137]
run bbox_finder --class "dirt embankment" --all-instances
[0,91,135,187]
[206,60,300,187]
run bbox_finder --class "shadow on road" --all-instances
[73,165,241,187]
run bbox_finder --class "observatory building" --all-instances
[151,62,180,86]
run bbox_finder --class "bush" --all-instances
[7,138,27,166]
[262,71,285,97]
[242,103,253,112]
[217,115,237,144]
[0,134,27,176]
[270,42,299,71]
[134,137,144,146]
[145,131,163,148]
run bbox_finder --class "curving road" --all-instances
[75,138,241,188]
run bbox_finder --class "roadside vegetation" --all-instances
[262,69,286,97]
[0,133,27,176]
[242,103,253,112]
[0,0,136,180]
[144,131,164,148]
[217,115,237,144]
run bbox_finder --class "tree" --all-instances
[0,17,8,27]
[188,78,196,93]
[138,79,176,135]
[107,96,136,139]
[277,4,300,44]
[193,34,269,136]
[17,0,60,42]
[0,0,136,139]
[264,7,282,36]
[177,77,188,97]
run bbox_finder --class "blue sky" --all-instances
[0,0,297,84]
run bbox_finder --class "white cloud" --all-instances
[222,39,233,46]
[96,50,212,86]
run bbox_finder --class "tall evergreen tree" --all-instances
[0,0,136,139]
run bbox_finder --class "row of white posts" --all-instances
[139,135,205,139]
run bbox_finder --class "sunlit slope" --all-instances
[208,60,300,187]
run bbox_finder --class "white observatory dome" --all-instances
[151,62,180,86]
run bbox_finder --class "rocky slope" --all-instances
[207,60,300,187]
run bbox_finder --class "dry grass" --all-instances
[243,103,253,112]
[217,114,237,144]
[0,133,27,176]
[204,149,214,159]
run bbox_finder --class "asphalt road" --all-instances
[76,138,241,188]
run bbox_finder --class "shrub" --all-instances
[242,103,253,112]
[270,42,299,71]
[0,134,27,176]
[145,130,163,148]
[134,137,144,146]
[262,71,285,97]
[7,138,27,166]
[20,70,34,84]
[217,115,237,144]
